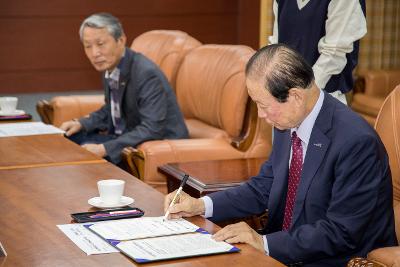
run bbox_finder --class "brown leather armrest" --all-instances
[357,70,400,98]
[347,257,386,267]
[351,94,385,117]
[367,246,400,267]
[50,95,104,127]
[231,100,258,152]
[36,100,54,124]
[352,70,400,126]
[122,138,245,192]
[122,146,145,180]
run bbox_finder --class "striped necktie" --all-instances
[108,78,123,135]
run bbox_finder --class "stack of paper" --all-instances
[0,122,64,137]
[57,223,118,255]
[85,217,239,263]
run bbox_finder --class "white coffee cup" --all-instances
[0,97,18,113]
[97,179,125,205]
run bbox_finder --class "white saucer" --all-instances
[0,109,25,116]
[88,196,134,209]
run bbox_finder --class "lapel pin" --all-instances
[313,143,322,148]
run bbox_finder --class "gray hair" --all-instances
[79,13,124,41]
[246,44,314,103]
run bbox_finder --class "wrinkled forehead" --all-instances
[82,27,114,41]
[246,77,274,104]
[83,26,110,35]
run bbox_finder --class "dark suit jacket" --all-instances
[80,48,188,163]
[209,93,397,266]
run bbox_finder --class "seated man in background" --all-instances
[61,13,188,164]
[164,44,397,266]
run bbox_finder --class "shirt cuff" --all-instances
[201,196,213,218]
[263,235,270,255]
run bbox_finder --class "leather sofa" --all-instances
[123,44,272,193]
[347,85,400,267]
[351,70,400,126]
[37,30,201,126]
[37,32,272,193]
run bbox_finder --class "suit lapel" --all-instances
[117,78,127,106]
[268,129,291,220]
[291,127,330,226]
[117,48,133,108]
[291,94,335,227]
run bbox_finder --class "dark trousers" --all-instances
[67,131,117,163]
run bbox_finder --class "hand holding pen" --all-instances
[163,174,206,220]
[164,174,189,221]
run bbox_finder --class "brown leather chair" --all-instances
[351,70,400,126]
[347,85,400,267]
[131,30,201,90]
[122,44,272,193]
[36,30,201,125]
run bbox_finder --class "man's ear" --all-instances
[118,34,127,46]
[287,88,304,105]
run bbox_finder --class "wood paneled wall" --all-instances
[0,0,260,93]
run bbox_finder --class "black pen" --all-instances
[164,174,190,221]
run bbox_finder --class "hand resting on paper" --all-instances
[163,191,265,252]
[212,222,264,252]
[60,119,82,136]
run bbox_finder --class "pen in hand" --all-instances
[164,174,190,221]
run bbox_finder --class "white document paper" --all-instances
[117,233,237,262]
[0,122,64,137]
[87,217,199,241]
[57,224,118,255]
[0,240,7,257]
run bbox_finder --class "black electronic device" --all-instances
[71,207,144,223]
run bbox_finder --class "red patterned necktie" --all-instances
[282,131,303,231]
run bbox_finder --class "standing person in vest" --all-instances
[269,0,367,104]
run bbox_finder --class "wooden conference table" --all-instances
[0,134,104,170]
[0,135,285,266]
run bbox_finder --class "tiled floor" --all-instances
[0,90,102,121]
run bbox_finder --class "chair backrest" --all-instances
[374,85,400,240]
[364,70,400,98]
[131,30,201,90]
[176,44,254,141]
